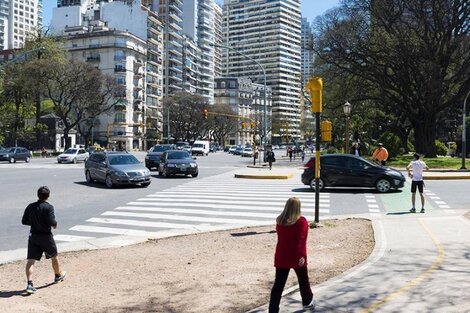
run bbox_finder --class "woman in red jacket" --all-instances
[269,197,316,312]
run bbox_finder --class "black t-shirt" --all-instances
[22,200,57,235]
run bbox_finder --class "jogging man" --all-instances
[22,186,66,294]
[406,153,429,213]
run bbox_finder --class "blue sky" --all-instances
[42,0,340,27]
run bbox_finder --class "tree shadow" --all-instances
[230,230,276,237]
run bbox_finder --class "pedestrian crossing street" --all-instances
[54,171,331,242]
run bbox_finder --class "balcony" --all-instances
[133,59,143,67]
[86,55,100,62]
[114,103,127,111]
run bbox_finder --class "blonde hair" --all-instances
[276,197,301,226]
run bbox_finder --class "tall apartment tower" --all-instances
[0,0,43,50]
[301,18,314,90]
[182,0,217,104]
[223,0,302,144]
[213,3,223,78]
[152,0,184,97]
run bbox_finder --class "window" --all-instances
[114,112,126,123]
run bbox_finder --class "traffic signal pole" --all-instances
[306,77,323,224]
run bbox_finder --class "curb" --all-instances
[423,175,470,180]
[234,173,294,179]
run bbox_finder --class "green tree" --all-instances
[313,0,470,157]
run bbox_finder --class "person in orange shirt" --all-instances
[372,143,389,166]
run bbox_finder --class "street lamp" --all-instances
[343,101,351,154]
[461,90,470,170]
[211,43,268,150]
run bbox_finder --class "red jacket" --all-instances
[274,216,309,268]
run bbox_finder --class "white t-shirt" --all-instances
[408,160,427,181]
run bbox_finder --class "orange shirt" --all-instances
[372,147,389,161]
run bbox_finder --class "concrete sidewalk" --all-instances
[248,212,470,312]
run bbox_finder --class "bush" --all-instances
[435,140,447,156]
[324,146,339,154]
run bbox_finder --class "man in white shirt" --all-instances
[406,153,429,213]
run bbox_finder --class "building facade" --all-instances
[51,0,164,149]
[222,0,302,145]
[0,0,43,50]
[301,17,314,89]
[214,77,272,146]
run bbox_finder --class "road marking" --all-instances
[444,209,455,214]
[366,199,377,203]
[54,234,95,242]
[368,209,380,213]
[435,200,447,205]
[70,225,162,236]
[146,193,330,201]
[368,204,379,208]
[127,201,330,210]
[117,206,331,215]
[438,205,451,209]
[359,219,445,313]
[429,196,440,200]
[137,197,329,205]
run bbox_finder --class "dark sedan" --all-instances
[145,144,176,170]
[301,154,405,193]
[0,147,31,163]
[158,150,198,178]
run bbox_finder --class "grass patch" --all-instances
[387,155,468,169]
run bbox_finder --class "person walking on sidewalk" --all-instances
[371,143,389,166]
[407,153,429,213]
[22,186,66,294]
[266,149,276,170]
[269,197,315,312]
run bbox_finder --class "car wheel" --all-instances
[141,182,151,187]
[58,160,61,164]
[73,158,77,164]
[192,171,199,178]
[375,178,392,193]
[25,157,30,163]
[85,170,94,183]
[309,178,325,191]
[105,175,114,188]
[9,157,15,163]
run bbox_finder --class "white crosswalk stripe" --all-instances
[55,171,332,242]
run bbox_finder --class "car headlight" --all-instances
[167,163,176,167]
[111,171,128,177]
[394,179,402,185]
[190,163,197,167]
[5,154,9,157]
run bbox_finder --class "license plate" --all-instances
[179,167,186,171]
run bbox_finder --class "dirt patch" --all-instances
[0,218,374,313]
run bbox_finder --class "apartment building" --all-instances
[213,3,222,78]
[214,77,272,146]
[222,0,302,145]
[0,0,43,50]
[51,0,164,149]
[301,17,314,89]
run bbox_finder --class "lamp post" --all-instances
[343,101,351,154]
[211,44,268,151]
[461,90,470,170]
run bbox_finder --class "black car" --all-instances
[85,151,151,188]
[145,144,176,170]
[158,150,198,178]
[0,147,31,163]
[301,154,405,193]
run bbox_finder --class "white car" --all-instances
[241,147,254,157]
[57,148,89,164]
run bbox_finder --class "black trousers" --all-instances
[269,267,313,313]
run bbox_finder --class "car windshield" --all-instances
[64,149,78,154]
[167,151,191,160]
[108,154,140,165]
[151,145,172,152]
[193,144,203,148]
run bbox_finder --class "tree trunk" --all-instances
[413,117,437,157]
[63,128,72,150]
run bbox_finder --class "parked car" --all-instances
[158,150,198,178]
[85,151,151,188]
[209,144,218,153]
[57,148,89,164]
[224,146,231,152]
[228,146,237,154]
[241,147,254,157]
[0,147,31,163]
[145,144,176,170]
[176,141,190,150]
[301,154,405,193]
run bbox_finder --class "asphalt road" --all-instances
[1,151,469,253]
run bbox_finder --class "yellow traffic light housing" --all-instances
[203,108,208,119]
[306,77,323,113]
[321,120,332,142]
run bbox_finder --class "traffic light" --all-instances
[306,77,323,113]
[203,108,208,119]
[321,120,332,142]
[241,122,246,129]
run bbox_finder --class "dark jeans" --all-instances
[269,267,313,313]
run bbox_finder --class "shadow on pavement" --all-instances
[231,230,276,237]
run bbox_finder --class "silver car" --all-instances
[57,148,89,164]
[84,152,151,188]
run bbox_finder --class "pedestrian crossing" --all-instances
[54,171,331,242]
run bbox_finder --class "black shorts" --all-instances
[27,233,58,261]
[411,180,424,193]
